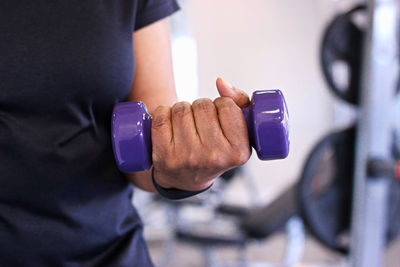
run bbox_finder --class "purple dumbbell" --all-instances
[112,90,290,173]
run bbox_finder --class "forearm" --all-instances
[126,17,177,110]
[124,18,178,192]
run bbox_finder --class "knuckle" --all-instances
[232,149,250,166]
[186,153,201,169]
[214,97,237,112]
[153,148,173,165]
[153,105,169,115]
[152,108,170,129]
[172,102,192,118]
[152,116,168,129]
[164,158,179,171]
[152,152,162,164]
[193,98,214,112]
[214,158,228,169]
[205,150,226,169]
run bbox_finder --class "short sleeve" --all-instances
[135,0,180,31]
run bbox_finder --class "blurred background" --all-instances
[134,0,400,266]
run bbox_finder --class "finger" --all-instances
[214,97,250,150]
[192,98,223,146]
[216,77,250,108]
[151,105,173,160]
[170,101,199,147]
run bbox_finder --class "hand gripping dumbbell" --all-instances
[112,90,290,172]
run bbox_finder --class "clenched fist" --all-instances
[151,78,251,191]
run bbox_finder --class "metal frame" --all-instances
[349,0,399,266]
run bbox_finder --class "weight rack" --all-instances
[349,0,399,266]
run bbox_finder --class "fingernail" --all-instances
[219,77,233,89]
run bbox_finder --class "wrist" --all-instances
[152,167,173,189]
[151,167,213,200]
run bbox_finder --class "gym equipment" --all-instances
[321,4,400,106]
[298,127,400,254]
[320,5,366,105]
[174,173,304,267]
[319,1,400,265]
[111,90,290,172]
[348,1,399,266]
[240,183,299,239]
[298,128,355,253]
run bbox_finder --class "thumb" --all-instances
[216,77,250,108]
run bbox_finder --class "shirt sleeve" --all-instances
[134,0,180,31]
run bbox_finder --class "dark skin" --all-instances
[126,18,251,192]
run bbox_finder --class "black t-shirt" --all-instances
[0,1,178,266]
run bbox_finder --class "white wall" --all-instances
[182,0,341,203]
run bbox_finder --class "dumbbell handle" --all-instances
[112,90,289,172]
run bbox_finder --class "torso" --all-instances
[0,1,152,265]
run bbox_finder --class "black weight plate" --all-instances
[298,127,400,254]
[298,128,355,253]
[388,179,400,241]
[321,6,366,105]
[393,131,400,160]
